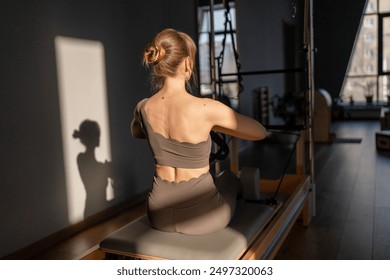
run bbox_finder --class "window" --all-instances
[364,16,375,27]
[341,0,390,103]
[364,32,375,42]
[197,2,239,108]
[364,48,375,58]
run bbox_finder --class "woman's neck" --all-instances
[160,76,187,95]
[84,146,96,158]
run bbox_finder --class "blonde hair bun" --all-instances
[144,44,165,65]
[143,29,197,94]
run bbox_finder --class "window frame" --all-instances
[341,0,390,103]
[378,12,390,75]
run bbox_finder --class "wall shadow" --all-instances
[73,119,115,218]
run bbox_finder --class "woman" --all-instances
[131,29,267,235]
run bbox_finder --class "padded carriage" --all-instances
[100,200,277,260]
[99,172,312,260]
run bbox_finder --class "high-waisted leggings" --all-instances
[147,171,240,235]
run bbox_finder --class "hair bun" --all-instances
[144,44,165,65]
[72,129,80,139]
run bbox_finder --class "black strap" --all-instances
[266,131,300,206]
[209,131,230,162]
[216,2,243,101]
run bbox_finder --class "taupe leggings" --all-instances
[147,171,239,235]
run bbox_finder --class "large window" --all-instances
[198,2,239,108]
[341,0,390,104]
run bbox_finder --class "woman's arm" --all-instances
[206,99,267,140]
[131,100,147,139]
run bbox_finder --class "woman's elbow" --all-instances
[131,120,146,139]
[248,128,267,141]
[257,125,267,140]
[131,128,146,139]
[246,120,267,140]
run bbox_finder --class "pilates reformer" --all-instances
[99,0,316,260]
[99,129,312,260]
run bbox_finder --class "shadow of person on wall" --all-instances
[73,119,115,219]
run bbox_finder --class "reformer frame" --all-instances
[99,130,313,260]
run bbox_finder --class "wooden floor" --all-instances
[32,202,146,260]
[276,120,390,260]
[31,120,390,260]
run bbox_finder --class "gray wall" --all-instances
[0,0,196,258]
[236,0,304,125]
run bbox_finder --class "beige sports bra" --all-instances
[138,99,211,169]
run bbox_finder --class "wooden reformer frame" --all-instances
[99,130,313,260]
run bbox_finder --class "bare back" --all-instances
[135,85,266,182]
[143,91,212,182]
[144,92,212,145]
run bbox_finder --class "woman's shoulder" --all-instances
[134,98,149,111]
[185,97,232,125]
[195,96,231,114]
[137,98,149,106]
[189,95,218,107]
